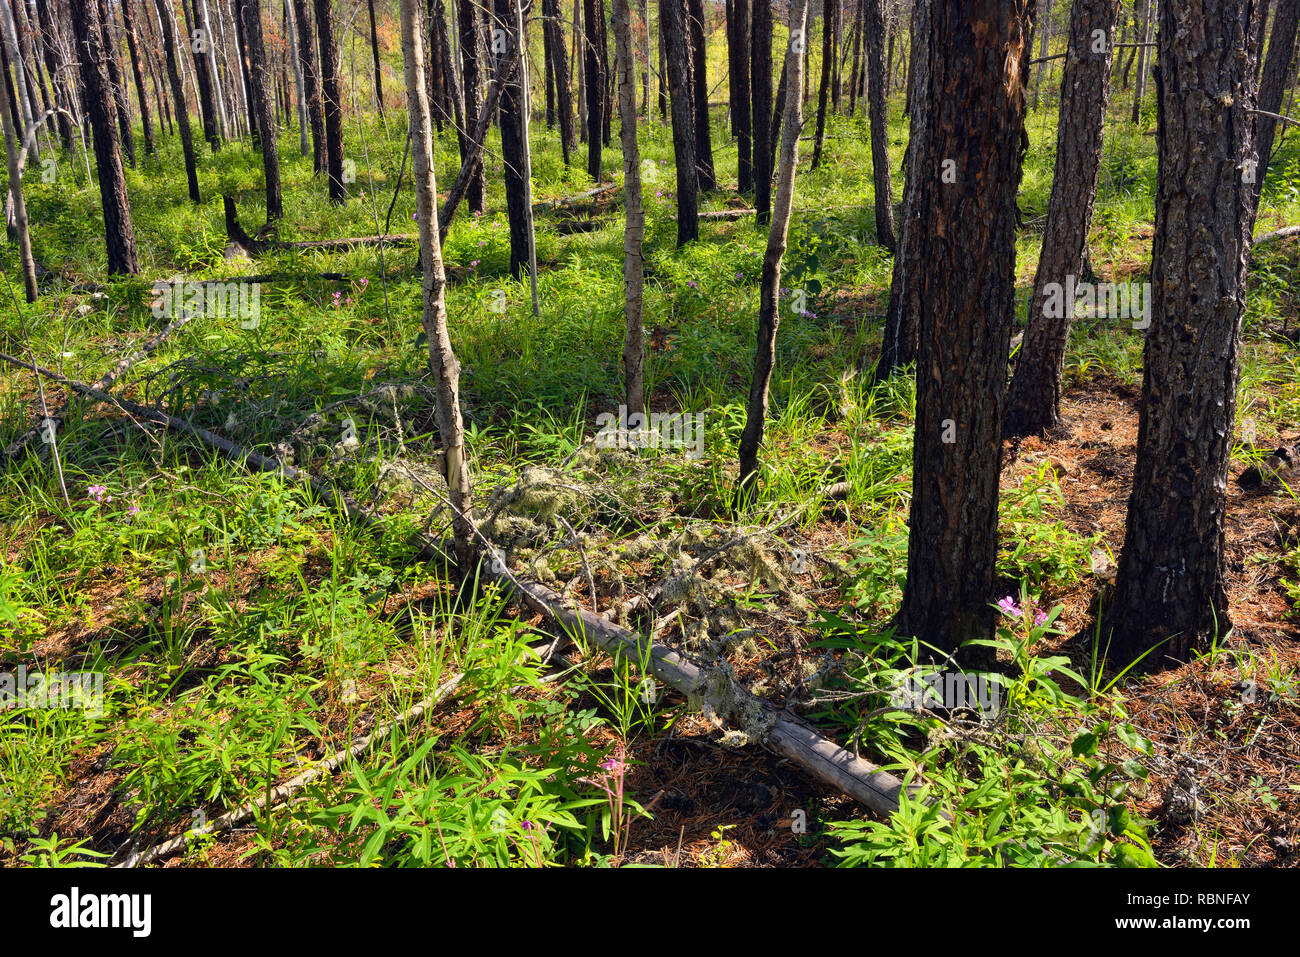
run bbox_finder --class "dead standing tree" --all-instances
[398,0,475,567]
[736,0,810,506]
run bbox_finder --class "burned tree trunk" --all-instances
[661,0,698,244]
[613,0,645,413]
[155,0,202,203]
[736,0,809,504]
[1250,0,1299,217]
[495,0,538,285]
[863,0,895,250]
[751,0,773,224]
[1004,0,1120,437]
[687,0,716,190]
[292,0,325,172]
[120,0,156,155]
[891,0,1034,670]
[812,0,833,170]
[314,0,346,202]
[236,0,282,222]
[728,0,753,192]
[873,0,929,379]
[71,0,140,273]
[97,0,135,167]
[1107,0,1259,667]
[583,0,605,178]
[460,0,488,206]
[398,0,474,568]
[542,0,575,166]
[367,0,385,115]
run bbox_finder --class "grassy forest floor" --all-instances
[3,77,1300,867]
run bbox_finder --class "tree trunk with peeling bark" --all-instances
[398,0,474,568]
[1106,0,1259,667]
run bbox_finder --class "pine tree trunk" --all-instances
[314,0,346,201]
[873,0,928,378]
[1107,0,1259,667]
[286,0,309,154]
[736,0,810,504]
[1033,0,1052,109]
[155,0,202,203]
[32,0,78,151]
[1131,0,1154,122]
[542,0,575,166]
[95,0,136,167]
[367,0,385,115]
[812,0,833,169]
[1004,0,1120,437]
[71,0,140,273]
[613,0,645,414]
[892,0,1034,670]
[728,0,753,192]
[751,0,773,224]
[583,0,605,178]
[1251,0,1299,217]
[292,0,325,172]
[460,0,488,205]
[185,0,221,148]
[236,0,282,221]
[863,0,894,250]
[398,0,474,568]
[496,0,538,284]
[687,0,716,190]
[662,0,698,243]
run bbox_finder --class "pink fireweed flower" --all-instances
[127,504,141,517]
[997,596,1021,618]
[332,292,342,307]
[87,484,107,502]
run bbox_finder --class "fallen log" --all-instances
[1252,224,1300,252]
[533,181,619,212]
[0,352,925,821]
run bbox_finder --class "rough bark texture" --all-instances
[892,0,1034,670]
[613,0,645,414]
[1107,0,1259,667]
[736,0,809,504]
[687,0,716,190]
[237,0,282,221]
[583,0,605,178]
[1004,0,1120,437]
[873,0,929,379]
[662,0,698,244]
[398,0,474,567]
[863,0,895,250]
[292,0,325,172]
[728,0,753,192]
[314,0,346,202]
[751,0,772,223]
[71,0,140,273]
[542,0,575,167]
[1251,0,1299,217]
